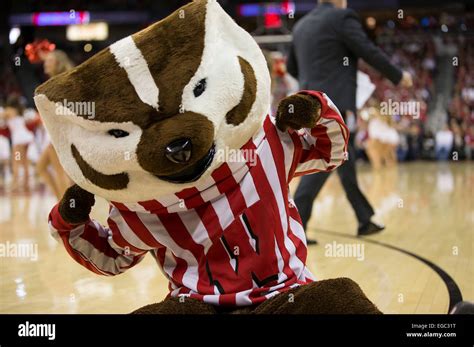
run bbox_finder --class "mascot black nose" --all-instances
[165,138,193,164]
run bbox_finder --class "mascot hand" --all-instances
[276,93,322,132]
[58,184,96,225]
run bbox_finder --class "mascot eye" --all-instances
[108,129,130,138]
[193,78,207,97]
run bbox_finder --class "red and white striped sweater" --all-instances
[49,91,349,307]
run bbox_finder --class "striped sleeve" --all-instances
[286,91,349,179]
[48,204,147,276]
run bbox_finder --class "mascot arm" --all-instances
[276,90,349,179]
[48,185,147,276]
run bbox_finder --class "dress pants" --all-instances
[294,136,374,231]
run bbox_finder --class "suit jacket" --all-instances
[287,3,402,115]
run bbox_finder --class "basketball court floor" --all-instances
[0,161,472,314]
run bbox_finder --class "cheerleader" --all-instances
[0,107,11,188]
[36,50,74,199]
[366,107,400,169]
[382,116,400,167]
[4,96,34,192]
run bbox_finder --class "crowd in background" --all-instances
[266,21,473,166]
[355,24,474,165]
[450,32,474,159]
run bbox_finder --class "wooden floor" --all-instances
[0,162,472,313]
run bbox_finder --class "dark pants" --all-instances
[294,136,374,231]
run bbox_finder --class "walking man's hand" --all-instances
[400,71,413,88]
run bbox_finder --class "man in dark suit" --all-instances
[287,0,412,244]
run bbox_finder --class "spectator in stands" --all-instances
[465,124,474,160]
[451,119,465,160]
[435,124,454,160]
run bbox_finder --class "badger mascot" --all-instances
[34,0,381,314]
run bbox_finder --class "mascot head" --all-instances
[34,0,271,202]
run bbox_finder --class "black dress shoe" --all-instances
[306,238,318,245]
[358,221,385,236]
[450,301,474,314]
